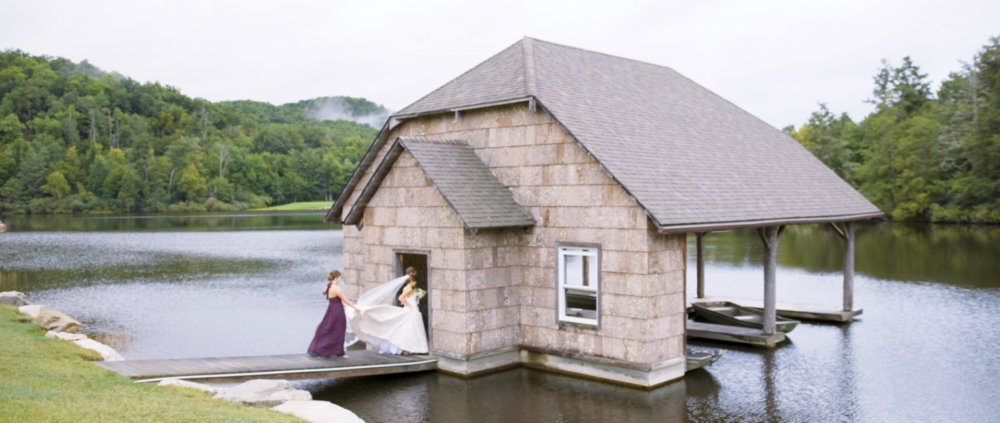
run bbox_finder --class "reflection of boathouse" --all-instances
[326,38,881,387]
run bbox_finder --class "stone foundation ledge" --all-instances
[433,346,685,389]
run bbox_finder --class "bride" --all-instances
[345,267,429,355]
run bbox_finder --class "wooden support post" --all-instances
[843,222,855,312]
[696,232,706,299]
[757,226,783,336]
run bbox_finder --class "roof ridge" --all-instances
[396,40,528,115]
[523,36,677,73]
[521,37,538,97]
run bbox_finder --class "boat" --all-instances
[691,301,800,333]
[686,347,726,371]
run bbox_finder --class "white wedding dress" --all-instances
[344,276,429,355]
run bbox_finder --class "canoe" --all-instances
[692,301,800,333]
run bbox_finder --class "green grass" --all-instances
[253,201,333,211]
[0,306,302,422]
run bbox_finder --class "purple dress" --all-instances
[308,283,347,357]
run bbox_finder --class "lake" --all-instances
[1,212,998,422]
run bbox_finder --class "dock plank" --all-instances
[95,350,437,383]
[686,321,786,348]
[688,296,862,322]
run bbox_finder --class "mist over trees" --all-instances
[0,50,383,214]
[787,36,1000,223]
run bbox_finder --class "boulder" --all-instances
[272,400,366,423]
[158,379,218,393]
[0,220,6,232]
[213,379,312,407]
[18,305,46,319]
[52,331,88,341]
[0,291,29,307]
[73,339,125,361]
[32,309,81,333]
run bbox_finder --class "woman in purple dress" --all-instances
[308,270,360,358]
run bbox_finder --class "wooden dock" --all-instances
[686,321,786,348]
[95,350,437,384]
[688,297,862,322]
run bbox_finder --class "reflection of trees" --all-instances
[688,222,1000,288]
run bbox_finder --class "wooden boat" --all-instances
[691,301,800,333]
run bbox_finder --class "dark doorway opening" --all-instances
[394,251,430,343]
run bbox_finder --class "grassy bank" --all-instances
[253,201,333,211]
[0,306,300,422]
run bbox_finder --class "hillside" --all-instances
[0,50,383,214]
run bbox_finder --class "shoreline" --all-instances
[0,305,302,422]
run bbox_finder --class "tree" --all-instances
[41,171,70,199]
[176,163,207,201]
[117,167,142,212]
[790,104,857,180]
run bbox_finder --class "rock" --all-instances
[0,291,29,307]
[272,400,366,423]
[32,309,81,333]
[212,379,312,407]
[53,331,88,341]
[18,305,45,319]
[158,379,218,393]
[73,338,125,361]
[0,220,6,232]
[44,331,58,338]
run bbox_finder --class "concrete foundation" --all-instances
[434,346,686,389]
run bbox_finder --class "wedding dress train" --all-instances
[344,276,429,354]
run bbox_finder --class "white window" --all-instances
[557,245,600,326]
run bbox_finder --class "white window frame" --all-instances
[556,243,601,328]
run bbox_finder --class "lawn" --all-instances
[254,201,334,211]
[0,306,301,423]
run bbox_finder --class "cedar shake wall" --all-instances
[339,103,686,365]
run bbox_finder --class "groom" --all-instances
[406,266,417,279]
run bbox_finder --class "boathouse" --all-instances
[325,38,882,388]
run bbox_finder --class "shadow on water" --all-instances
[307,368,688,423]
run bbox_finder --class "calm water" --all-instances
[1,214,998,422]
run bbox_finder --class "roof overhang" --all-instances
[655,211,885,234]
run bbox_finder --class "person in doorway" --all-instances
[308,270,360,358]
[351,267,429,355]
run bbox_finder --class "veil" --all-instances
[343,275,409,347]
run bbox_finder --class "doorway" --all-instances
[394,251,430,344]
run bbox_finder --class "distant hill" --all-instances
[0,49,380,214]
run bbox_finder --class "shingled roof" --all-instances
[328,38,882,231]
[343,137,535,231]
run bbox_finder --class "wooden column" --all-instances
[843,222,855,312]
[696,232,706,299]
[757,226,784,336]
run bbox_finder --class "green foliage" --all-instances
[41,170,70,198]
[0,49,382,214]
[791,35,1000,222]
[176,163,207,202]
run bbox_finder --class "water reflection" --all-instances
[701,222,1000,288]
[0,212,341,359]
[0,211,333,232]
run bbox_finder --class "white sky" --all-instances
[2,0,998,128]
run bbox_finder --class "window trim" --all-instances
[554,242,602,329]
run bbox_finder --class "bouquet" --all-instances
[413,287,427,300]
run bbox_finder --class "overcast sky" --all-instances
[2,0,998,128]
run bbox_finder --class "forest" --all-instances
[787,36,1000,223]
[0,50,381,214]
[2,36,999,222]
